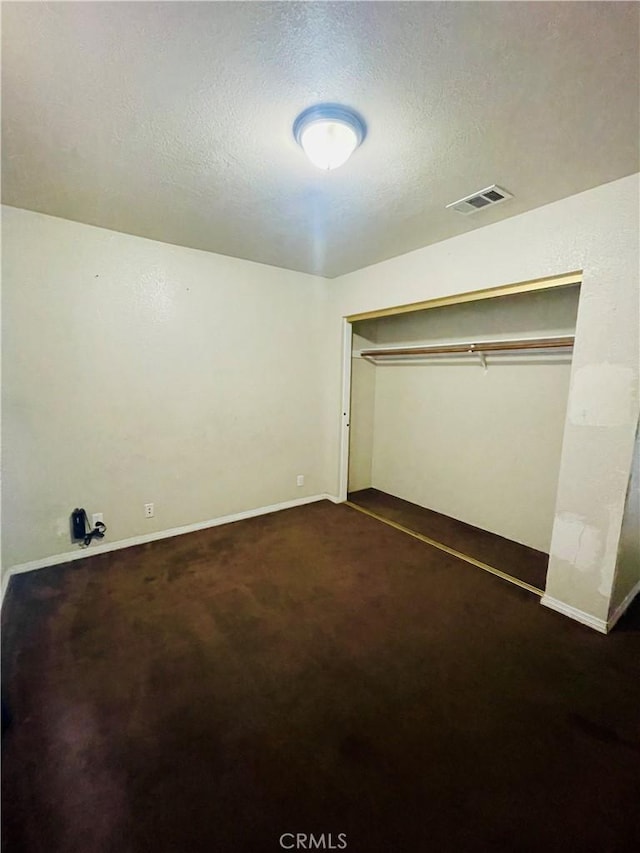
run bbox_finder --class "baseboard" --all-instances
[607,578,640,632]
[540,594,608,634]
[2,493,338,603]
[1,569,11,608]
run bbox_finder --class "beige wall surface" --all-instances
[327,174,640,625]
[359,286,580,345]
[348,333,376,492]
[610,421,640,618]
[2,206,326,571]
[371,361,572,553]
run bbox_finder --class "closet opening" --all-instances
[342,273,582,593]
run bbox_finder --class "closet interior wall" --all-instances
[348,333,377,492]
[350,286,581,554]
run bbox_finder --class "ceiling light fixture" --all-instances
[293,104,366,170]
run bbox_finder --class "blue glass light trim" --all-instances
[293,104,367,148]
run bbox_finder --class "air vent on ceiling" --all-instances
[446,185,513,215]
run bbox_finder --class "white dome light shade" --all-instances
[293,104,366,171]
[299,120,358,170]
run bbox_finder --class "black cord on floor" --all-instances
[80,509,107,547]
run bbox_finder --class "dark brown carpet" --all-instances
[2,500,639,853]
[349,488,549,590]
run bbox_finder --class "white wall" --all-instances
[371,361,572,552]
[361,286,581,346]
[326,174,640,627]
[1,206,327,573]
[347,334,376,492]
[610,420,640,619]
[353,287,579,552]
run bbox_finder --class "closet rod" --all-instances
[360,335,574,359]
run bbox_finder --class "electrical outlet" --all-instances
[91,513,104,527]
[144,503,154,518]
[296,474,305,487]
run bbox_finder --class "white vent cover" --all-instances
[446,185,513,215]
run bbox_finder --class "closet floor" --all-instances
[347,488,548,593]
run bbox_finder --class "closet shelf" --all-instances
[360,335,575,362]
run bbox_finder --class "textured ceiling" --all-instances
[2,1,639,278]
